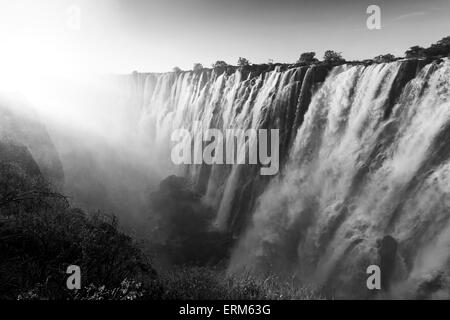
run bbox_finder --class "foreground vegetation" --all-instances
[0,141,322,300]
[18,267,322,300]
[156,267,322,300]
[0,141,154,299]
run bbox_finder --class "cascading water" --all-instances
[135,65,327,231]
[130,58,450,298]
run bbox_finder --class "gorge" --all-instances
[2,56,450,299]
[130,57,450,299]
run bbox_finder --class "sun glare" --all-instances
[0,1,91,114]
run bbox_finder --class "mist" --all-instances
[10,73,161,234]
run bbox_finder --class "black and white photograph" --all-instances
[1,0,450,309]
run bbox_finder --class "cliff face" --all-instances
[0,94,64,186]
[0,141,42,178]
[130,58,450,298]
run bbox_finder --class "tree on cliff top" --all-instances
[405,46,426,59]
[237,57,250,67]
[297,52,318,64]
[373,54,396,63]
[212,60,228,68]
[436,36,450,46]
[424,36,450,57]
[172,66,182,73]
[323,50,345,64]
[193,63,203,72]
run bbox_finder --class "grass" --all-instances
[157,266,324,300]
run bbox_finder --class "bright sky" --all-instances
[0,0,449,75]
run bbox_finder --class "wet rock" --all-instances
[379,235,398,290]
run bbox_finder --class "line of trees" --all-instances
[174,35,450,72]
[174,57,252,73]
[404,36,450,58]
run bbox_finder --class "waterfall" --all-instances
[130,58,450,298]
